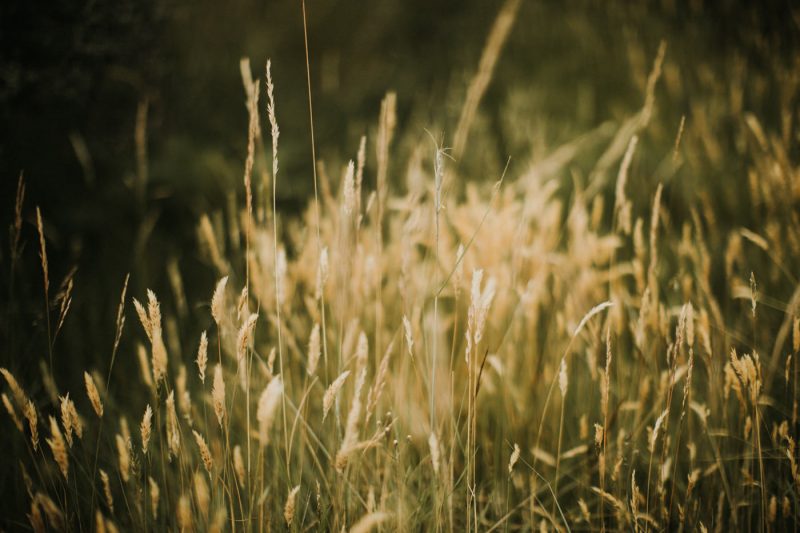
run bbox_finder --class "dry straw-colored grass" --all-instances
[3,3,800,531]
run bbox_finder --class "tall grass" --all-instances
[3,4,800,532]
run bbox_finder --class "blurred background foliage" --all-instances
[1,0,799,426]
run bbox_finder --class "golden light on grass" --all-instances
[84,372,103,418]
[3,6,800,530]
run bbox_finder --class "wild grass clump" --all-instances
[3,4,800,532]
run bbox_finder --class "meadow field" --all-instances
[2,0,800,531]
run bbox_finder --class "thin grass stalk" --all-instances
[265,59,291,482]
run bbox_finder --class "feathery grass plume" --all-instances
[768,495,777,524]
[176,366,191,419]
[210,510,227,533]
[239,57,258,121]
[24,400,38,450]
[68,399,82,441]
[136,344,154,390]
[649,409,668,453]
[132,298,151,341]
[323,370,350,421]
[193,430,213,473]
[54,271,74,339]
[1,367,29,408]
[2,393,23,432]
[8,45,800,532]
[237,286,249,322]
[509,443,521,474]
[115,434,130,482]
[257,376,283,446]
[602,328,612,423]
[266,347,277,376]
[594,424,604,447]
[141,404,152,453]
[355,134,367,212]
[236,313,258,389]
[84,371,103,417]
[212,364,225,427]
[150,319,168,384]
[35,207,49,295]
[94,511,106,533]
[307,322,321,376]
[47,416,68,479]
[559,358,568,398]
[641,40,667,127]
[350,511,390,533]
[198,215,228,275]
[59,394,74,447]
[322,370,350,422]
[465,268,496,362]
[284,485,300,527]
[177,494,192,532]
[428,432,441,475]
[134,290,168,383]
[376,91,396,213]
[196,331,208,383]
[211,276,228,327]
[403,315,414,359]
[194,470,210,518]
[646,183,663,326]
[34,493,64,531]
[99,469,114,512]
[265,62,282,436]
[148,477,159,520]
[574,301,614,337]
[577,499,591,523]
[432,133,446,213]
[726,349,762,404]
[336,367,367,471]
[343,160,356,216]
[265,59,279,180]
[146,289,161,330]
[355,331,368,368]
[630,470,641,519]
[233,445,245,487]
[242,58,260,222]
[672,114,686,162]
[165,391,180,458]
[111,274,131,354]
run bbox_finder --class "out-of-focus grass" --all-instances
[2,1,800,530]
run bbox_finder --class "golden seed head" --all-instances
[84,372,103,418]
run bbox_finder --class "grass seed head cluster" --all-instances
[3,4,800,532]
